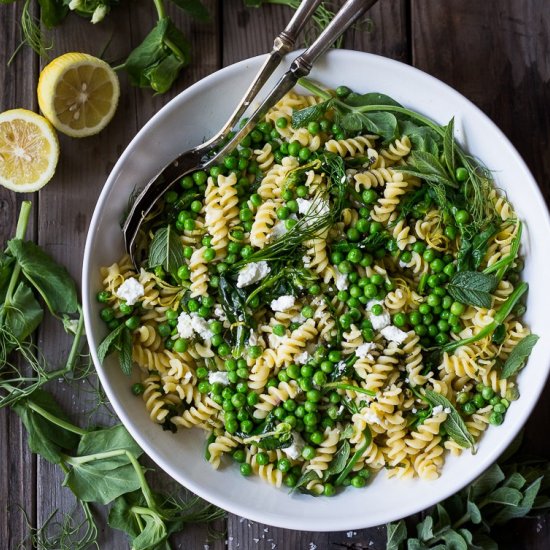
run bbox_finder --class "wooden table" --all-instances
[1,1,549,548]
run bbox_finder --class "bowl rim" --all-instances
[83,48,550,531]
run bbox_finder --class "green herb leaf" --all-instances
[292,469,321,494]
[470,463,505,501]
[148,224,186,279]
[344,92,402,108]
[491,476,543,524]
[335,427,372,485]
[97,322,125,364]
[12,390,79,464]
[416,515,434,541]
[124,18,190,94]
[500,334,539,379]
[38,0,68,28]
[446,271,498,309]
[0,251,15,303]
[65,461,142,505]
[7,238,78,315]
[385,520,407,550]
[118,326,134,376]
[467,500,482,524]
[169,0,210,21]
[323,440,350,479]
[424,390,475,450]
[77,424,142,460]
[2,282,43,344]
[291,100,331,128]
[443,118,456,176]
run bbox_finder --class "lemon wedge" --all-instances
[37,52,120,138]
[0,109,59,193]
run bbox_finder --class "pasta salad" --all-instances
[97,80,537,496]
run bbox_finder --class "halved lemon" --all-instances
[37,52,120,138]
[0,109,59,193]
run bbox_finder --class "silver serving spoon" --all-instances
[123,0,378,267]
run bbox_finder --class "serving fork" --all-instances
[123,0,378,267]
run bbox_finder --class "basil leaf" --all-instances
[2,282,43,344]
[323,440,350,479]
[500,334,539,379]
[97,322,125,364]
[12,390,79,464]
[291,100,331,129]
[385,520,407,550]
[424,390,475,450]
[8,239,78,315]
[149,225,186,280]
[169,0,210,21]
[447,271,498,308]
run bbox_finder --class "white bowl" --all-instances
[83,50,550,531]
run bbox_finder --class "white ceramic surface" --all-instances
[83,50,550,531]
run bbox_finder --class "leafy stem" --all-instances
[28,401,88,436]
[153,0,166,19]
[443,282,528,354]
[324,382,376,397]
[4,200,31,307]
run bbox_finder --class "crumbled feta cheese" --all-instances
[364,408,384,426]
[191,314,213,340]
[380,325,408,345]
[268,333,284,347]
[182,371,193,383]
[355,342,376,359]
[399,259,410,268]
[237,261,270,288]
[209,371,229,385]
[295,351,311,365]
[335,269,348,291]
[282,432,305,460]
[366,299,391,330]
[213,305,227,322]
[269,221,288,240]
[412,407,417,414]
[291,313,306,324]
[336,361,347,375]
[296,197,329,222]
[249,330,258,346]
[116,277,144,305]
[296,198,313,214]
[444,407,451,414]
[432,405,444,416]
[270,295,295,312]
[177,312,194,339]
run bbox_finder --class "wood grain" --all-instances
[1,0,549,548]
[0,2,39,548]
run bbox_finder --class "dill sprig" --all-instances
[234,153,347,268]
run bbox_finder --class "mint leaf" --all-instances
[291,100,331,129]
[443,117,456,176]
[447,271,498,308]
[323,440,350,479]
[97,323,125,364]
[148,224,186,279]
[385,520,407,550]
[424,390,475,450]
[500,334,539,379]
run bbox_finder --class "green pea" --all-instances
[493,403,506,414]
[131,383,145,396]
[393,312,407,327]
[371,304,383,316]
[463,402,476,415]
[100,307,115,322]
[361,189,378,205]
[482,387,495,400]
[370,222,383,234]
[276,116,288,129]
[489,412,504,426]
[302,445,316,460]
[347,227,361,242]
[444,225,458,239]
[473,394,486,408]
[180,175,194,189]
[288,141,301,156]
[277,206,290,220]
[239,463,252,476]
[124,316,140,330]
[450,301,466,316]
[299,147,311,161]
[312,371,326,386]
[455,209,470,225]
[423,249,436,262]
[96,290,110,303]
[307,120,320,135]
[351,475,366,488]
[456,392,470,405]
[347,248,363,264]
[339,314,352,329]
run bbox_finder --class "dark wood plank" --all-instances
[0,2,39,548]
[412,1,550,548]
[34,7,139,549]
